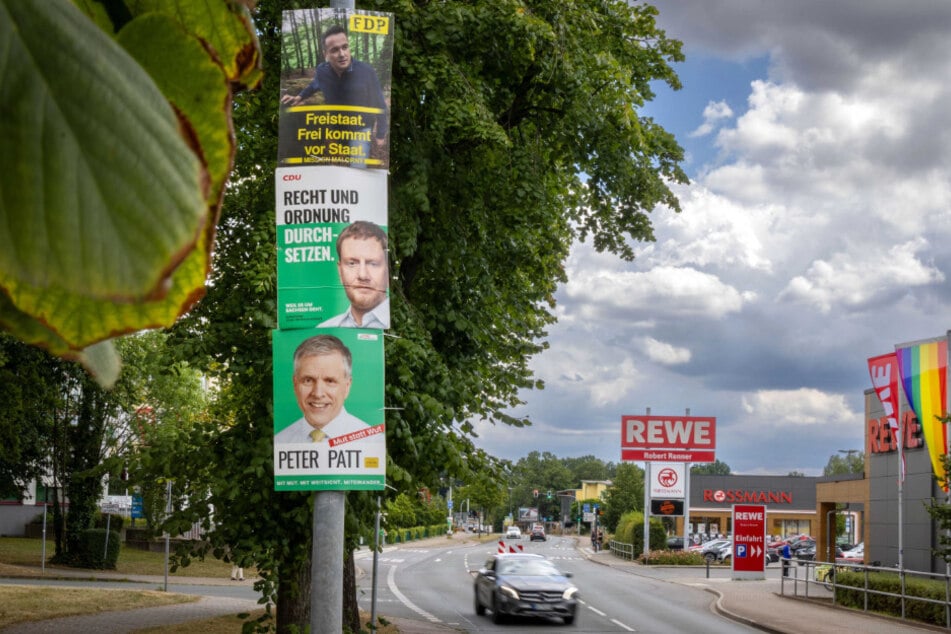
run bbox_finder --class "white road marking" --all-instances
[387,564,441,623]
[611,618,636,631]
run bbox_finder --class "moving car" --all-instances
[505,525,522,540]
[473,553,579,625]
[530,526,547,541]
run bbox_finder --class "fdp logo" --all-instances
[657,467,678,488]
[349,15,389,35]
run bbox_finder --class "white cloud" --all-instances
[740,388,859,430]
[642,337,691,365]
[565,265,752,319]
[779,238,944,313]
[690,100,734,137]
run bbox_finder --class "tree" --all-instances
[157,1,685,631]
[823,452,864,476]
[602,463,645,532]
[691,460,732,476]
[787,470,806,477]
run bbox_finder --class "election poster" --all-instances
[275,167,388,330]
[273,328,386,491]
[278,8,393,169]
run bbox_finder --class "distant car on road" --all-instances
[473,553,578,625]
[530,526,547,541]
[505,526,522,540]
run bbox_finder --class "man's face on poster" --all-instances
[293,352,352,430]
[324,32,352,75]
[338,236,388,315]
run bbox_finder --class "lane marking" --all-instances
[611,618,636,631]
[387,564,441,623]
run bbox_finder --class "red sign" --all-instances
[731,504,766,574]
[621,415,716,463]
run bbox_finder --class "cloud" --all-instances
[564,264,752,320]
[740,388,860,430]
[690,100,734,137]
[642,337,691,365]
[779,238,945,313]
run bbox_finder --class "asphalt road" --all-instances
[356,534,762,632]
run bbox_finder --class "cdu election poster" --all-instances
[275,166,388,330]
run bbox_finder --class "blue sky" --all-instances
[472,1,951,476]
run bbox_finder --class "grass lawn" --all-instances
[0,586,198,628]
[0,536,237,578]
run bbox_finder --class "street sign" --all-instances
[731,504,766,580]
[620,415,716,463]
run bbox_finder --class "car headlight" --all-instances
[563,586,578,600]
[500,585,519,600]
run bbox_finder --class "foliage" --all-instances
[787,470,806,477]
[602,463,644,531]
[834,570,949,627]
[639,549,705,565]
[691,460,732,476]
[0,0,261,383]
[822,451,864,476]
[0,334,63,499]
[615,510,666,553]
[149,0,685,631]
[71,529,121,570]
[385,493,420,528]
[925,449,951,562]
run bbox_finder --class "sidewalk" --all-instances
[584,547,944,634]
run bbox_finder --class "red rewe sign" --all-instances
[620,415,716,463]
[731,504,766,576]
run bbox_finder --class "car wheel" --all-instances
[474,591,485,616]
[704,552,716,563]
[564,608,576,625]
[492,595,505,624]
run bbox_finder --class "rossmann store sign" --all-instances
[691,475,817,511]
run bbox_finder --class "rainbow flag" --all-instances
[896,336,949,489]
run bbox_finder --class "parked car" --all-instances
[666,536,685,550]
[473,553,579,625]
[840,542,863,559]
[530,526,547,542]
[701,539,732,563]
[505,525,522,540]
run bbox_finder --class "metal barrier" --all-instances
[608,539,635,560]
[780,557,951,629]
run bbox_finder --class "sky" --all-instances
[472,0,951,476]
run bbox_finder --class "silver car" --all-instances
[474,553,579,625]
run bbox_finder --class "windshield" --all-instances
[497,559,561,576]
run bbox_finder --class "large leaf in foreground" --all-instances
[0,0,260,383]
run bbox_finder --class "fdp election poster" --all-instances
[278,8,393,169]
[275,166,388,330]
[273,328,385,491]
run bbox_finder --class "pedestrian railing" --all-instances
[608,539,635,560]
[780,557,951,629]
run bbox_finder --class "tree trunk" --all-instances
[276,555,311,633]
[343,549,359,632]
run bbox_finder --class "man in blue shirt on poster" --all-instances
[281,24,389,160]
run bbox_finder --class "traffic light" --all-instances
[547,490,552,499]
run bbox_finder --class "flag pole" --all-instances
[898,396,903,572]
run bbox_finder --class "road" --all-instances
[355,535,762,632]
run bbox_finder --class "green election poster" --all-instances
[273,327,385,491]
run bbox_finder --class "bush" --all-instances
[614,511,666,553]
[639,549,706,565]
[835,571,948,626]
[75,528,121,569]
[94,512,125,533]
